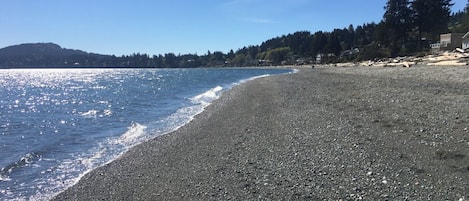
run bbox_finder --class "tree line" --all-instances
[1,0,468,68]
[116,0,468,66]
[121,0,468,66]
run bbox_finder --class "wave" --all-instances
[0,174,11,182]
[80,109,113,118]
[232,74,272,87]
[79,147,107,169]
[231,69,296,88]
[242,74,271,82]
[112,122,147,145]
[80,110,98,117]
[24,123,149,201]
[145,85,225,140]
[190,86,223,106]
[0,152,42,179]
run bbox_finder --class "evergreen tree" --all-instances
[311,31,327,56]
[383,0,413,55]
[346,24,355,48]
[164,53,177,67]
[354,25,367,46]
[462,0,469,32]
[412,0,454,41]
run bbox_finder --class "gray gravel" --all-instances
[52,66,469,200]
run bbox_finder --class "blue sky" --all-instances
[1,0,466,56]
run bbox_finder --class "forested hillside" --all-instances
[1,0,467,68]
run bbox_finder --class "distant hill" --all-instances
[0,43,113,68]
[0,43,87,57]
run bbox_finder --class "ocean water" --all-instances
[0,68,293,200]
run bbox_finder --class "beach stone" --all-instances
[53,66,469,200]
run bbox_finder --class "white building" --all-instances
[463,31,469,50]
[431,33,465,53]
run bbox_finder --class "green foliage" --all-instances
[257,47,292,65]
[231,54,247,66]
[450,1,469,32]
[412,0,453,40]
[383,0,413,56]
[357,42,392,61]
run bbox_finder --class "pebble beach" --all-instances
[53,65,469,200]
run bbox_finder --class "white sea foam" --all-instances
[29,122,145,201]
[148,86,225,139]
[0,174,11,182]
[191,86,223,106]
[230,74,273,88]
[103,109,113,116]
[80,110,98,117]
[80,109,113,118]
[80,148,107,169]
[114,122,147,145]
[161,105,200,131]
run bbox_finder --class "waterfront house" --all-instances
[463,31,469,50]
[431,33,465,53]
[315,53,336,64]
